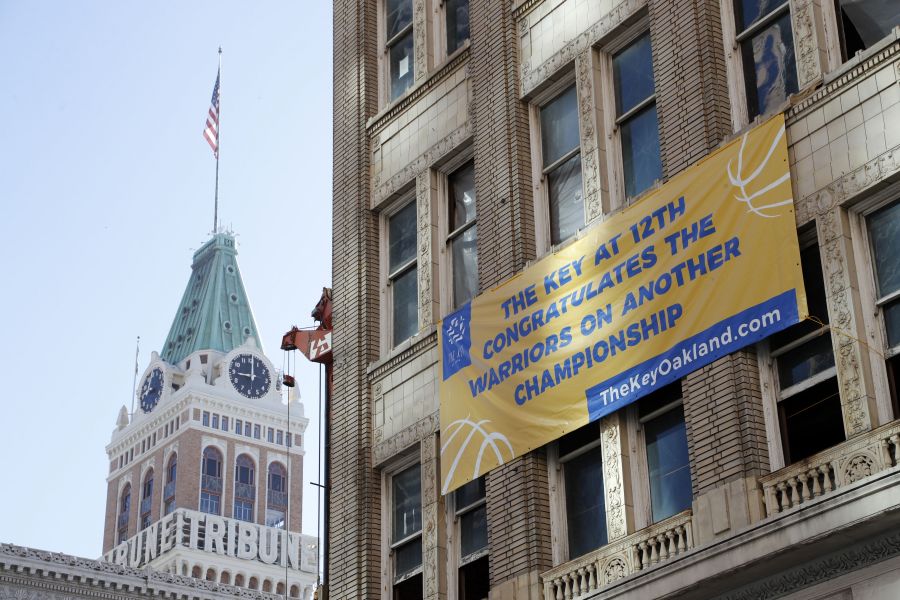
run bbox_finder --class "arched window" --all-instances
[117,484,131,543]
[164,453,177,515]
[266,462,287,527]
[200,447,223,515]
[140,469,154,529]
[233,454,255,522]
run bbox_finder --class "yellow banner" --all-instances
[438,115,806,494]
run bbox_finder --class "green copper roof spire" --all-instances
[161,233,261,364]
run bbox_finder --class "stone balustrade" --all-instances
[761,422,900,515]
[542,511,694,600]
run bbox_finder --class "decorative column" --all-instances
[575,49,607,224]
[413,0,431,83]
[600,413,632,541]
[816,204,879,436]
[416,171,438,329]
[791,0,829,89]
[421,434,447,600]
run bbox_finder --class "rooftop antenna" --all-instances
[130,336,140,416]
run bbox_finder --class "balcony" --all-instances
[117,512,129,530]
[761,421,900,515]
[200,475,222,493]
[541,511,694,600]
[163,480,176,499]
[235,482,256,500]
[268,489,288,507]
[139,497,152,516]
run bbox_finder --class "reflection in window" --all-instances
[164,453,177,515]
[639,383,692,523]
[392,464,422,592]
[118,484,131,543]
[836,0,900,61]
[200,447,223,515]
[267,462,288,528]
[446,0,470,54]
[559,423,606,559]
[613,32,663,198]
[734,0,798,119]
[455,477,488,600]
[390,202,419,346]
[387,0,414,101]
[867,200,900,413]
[447,161,478,308]
[141,469,154,529]
[234,454,255,522]
[769,241,842,463]
[540,86,584,245]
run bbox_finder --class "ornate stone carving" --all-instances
[413,0,427,82]
[843,453,875,483]
[603,556,627,584]
[600,415,627,541]
[417,173,433,329]
[576,50,603,223]
[790,0,822,89]
[374,411,440,464]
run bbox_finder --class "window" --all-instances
[767,241,842,464]
[866,200,900,413]
[445,0,469,55]
[234,454,256,522]
[221,416,229,431]
[556,422,606,559]
[236,419,243,434]
[834,0,900,62]
[202,411,210,427]
[141,469,154,529]
[254,424,261,439]
[164,453,177,515]
[386,0,414,101]
[539,85,584,246]
[267,462,288,528]
[268,427,275,443]
[389,201,419,346]
[245,421,252,437]
[277,430,284,445]
[117,484,131,543]
[639,383,692,523]
[200,447,223,515]
[212,414,219,429]
[612,32,662,199]
[390,464,422,596]
[454,477,488,600]
[447,160,478,308]
[734,0,798,119]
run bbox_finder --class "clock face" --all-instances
[140,367,164,413]
[229,354,271,399]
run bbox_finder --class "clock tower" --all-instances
[102,233,318,599]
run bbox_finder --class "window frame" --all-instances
[381,454,424,597]
[200,445,225,516]
[164,452,177,515]
[438,154,478,316]
[381,0,416,106]
[382,194,420,353]
[234,453,257,523]
[529,75,586,254]
[597,20,663,207]
[439,0,470,60]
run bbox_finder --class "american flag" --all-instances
[203,69,220,157]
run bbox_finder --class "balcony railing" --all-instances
[201,475,223,493]
[761,421,900,515]
[234,482,256,500]
[117,512,129,530]
[164,480,176,499]
[140,497,152,516]
[542,510,694,600]
[268,489,288,507]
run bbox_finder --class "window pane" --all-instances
[735,0,783,31]
[621,105,663,198]
[393,266,419,344]
[540,86,580,167]
[782,377,844,462]
[455,477,485,509]
[266,508,285,528]
[449,161,476,229]
[742,12,798,119]
[548,152,584,245]
[884,300,900,349]
[839,0,900,50]
[645,405,692,522]
[393,465,422,541]
[446,0,470,54]
[868,201,900,299]
[776,332,835,388]
[564,445,607,558]
[770,244,828,348]
[390,32,415,101]
[452,226,478,307]
[395,539,423,581]
[390,202,417,271]
[613,33,655,115]
[459,504,488,557]
[387,0,412,39]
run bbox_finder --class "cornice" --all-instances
[367,329,437,381]
[366,44,470,137]
[512,0,544,21]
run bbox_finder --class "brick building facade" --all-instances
[330,0,900,599]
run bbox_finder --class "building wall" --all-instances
[330,0,900,598]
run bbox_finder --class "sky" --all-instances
[0,2,332,560]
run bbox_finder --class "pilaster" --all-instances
[575,49,606,224]
[420,435,446,600]
[600,413,632,541]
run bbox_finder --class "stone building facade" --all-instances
[331,0,900,599]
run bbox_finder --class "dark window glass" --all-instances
[395,536,423,580]
[458,556,489,600]
[167,455,177,485]
[735,0,783,30]
[390,202,417,270]
[202,448,222,477]
[393,266,419,344]
[547,153,584,245]
[613,33,655,115]
[455,477,485,509]
[770,244,830,348]
[869,202,900,297]
[740,10,798,119]
[221,416,228,431]
[564,444,607,558]
[234,499,253,522]
[836,0,900,59]
[236,455,255,485]
[389,32,415,101]
[644,405,692,522]
[620,105,663,198]
[394,573,423,600]
[211,414,219,429]
[781,377,844,462]
[387,0,413,39]
[202,411,210,426]
[393,465,422,541]
[446,0,470,54]
[455,477,487,558]
[540,86,580,167]
[448,161,478,307]
[775,333,836,388]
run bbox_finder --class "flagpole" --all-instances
[214,47,222,233]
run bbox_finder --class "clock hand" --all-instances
[251,359,256,381]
